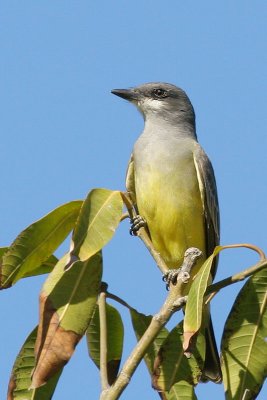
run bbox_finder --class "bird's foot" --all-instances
[130,215,147,236]
[162,268,185,289]
[162,247,203,290]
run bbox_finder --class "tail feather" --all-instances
[201,316,222,383]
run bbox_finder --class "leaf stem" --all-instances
[218,243,265,261]
[205,246,267,303]
[106,292,132,310]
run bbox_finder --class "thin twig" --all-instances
[99,285,109,391]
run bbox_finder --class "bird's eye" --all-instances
[152,88,168,98]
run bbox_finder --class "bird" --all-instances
[111,82,221,383]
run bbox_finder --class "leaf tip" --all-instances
[183,331,197,353]
[64,254,79,271]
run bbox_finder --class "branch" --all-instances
[100,248,202,400]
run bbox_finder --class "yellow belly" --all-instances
[135,155,206,275]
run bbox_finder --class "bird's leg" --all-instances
[130,215,147,236]
[163,247,203,289]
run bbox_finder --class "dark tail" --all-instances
[201,315,222,383]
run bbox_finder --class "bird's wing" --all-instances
[194,145,220,276]
[193,145,222,382]
[125,153,137,207]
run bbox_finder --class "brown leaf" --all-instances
[31,292,82,388]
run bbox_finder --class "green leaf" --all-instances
[162,381,197,400]
[152,322,205,392]
[0,247,8,258]
[86,302,124,384]
[221,268,267,400]
[183,246,222,349]
[22,254,58,278]
[69,189,123,263]
[0,247,57,280]
[130,309,169,374]
[0,200,82,288]
[7,326,62,400]
[31,252,102,388]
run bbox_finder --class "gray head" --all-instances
[111,82,196,130]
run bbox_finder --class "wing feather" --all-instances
[194,145,220,277]
[125,154,137,206]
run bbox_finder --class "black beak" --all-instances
[111,88,138,101]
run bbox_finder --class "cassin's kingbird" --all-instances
[112,82,221,382]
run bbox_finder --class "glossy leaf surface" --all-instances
[221,268,267,400]
[69,189,123,263]
[7,327,61,400]
[0,201,82,287]
[87,302,124,384]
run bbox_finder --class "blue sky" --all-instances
[1,1,267,399]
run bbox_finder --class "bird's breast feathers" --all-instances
[133,139,206,268]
